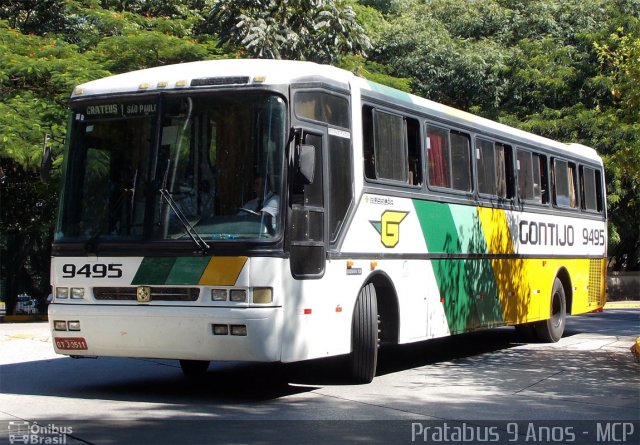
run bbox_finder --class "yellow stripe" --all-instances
[198,256,248,286]
[477,207,514,254]
[478,207,547,324]
[477,207,606,322]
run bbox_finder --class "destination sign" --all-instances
[79,101,157,119]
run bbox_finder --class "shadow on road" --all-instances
[0,311,635,406]
[1,326,525,404]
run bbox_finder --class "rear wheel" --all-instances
[179,360,210,377]
[349,283,379,384]
[534,278,567,343]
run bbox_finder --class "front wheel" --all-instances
[179,359,210,377]
[349,283,379,384]
[534,278,567,343]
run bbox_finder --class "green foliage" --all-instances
[92,31,211,72]
[207,0,371,63]
[372,0,639,269]
[0,22,110,167]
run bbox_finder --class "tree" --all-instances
[372,0,640,270]
[206,0,370,63]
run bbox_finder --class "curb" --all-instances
[604,301,640,309]
[1,315,49,323]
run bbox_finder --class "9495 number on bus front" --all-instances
[62,263,123,278]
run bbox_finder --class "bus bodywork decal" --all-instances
[477,207,542,324]
[131,256,247,286]
[413,200,503,333]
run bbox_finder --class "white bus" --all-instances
[49,59,607,382]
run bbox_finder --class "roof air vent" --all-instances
[190,76,250,87]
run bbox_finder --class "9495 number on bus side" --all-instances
[62,263,123,278]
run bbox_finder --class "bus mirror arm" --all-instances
[40,134,53,183]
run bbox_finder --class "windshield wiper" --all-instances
[160,161,210,255]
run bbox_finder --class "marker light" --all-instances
[71,288,85,299]
[252,288,273,304]
[230,325,247,336]
[229,289,247,303]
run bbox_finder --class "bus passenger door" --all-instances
[289,129,326,279]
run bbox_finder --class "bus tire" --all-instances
[179,359,210,377]
[534,278,567,343]
[349,283,379,384]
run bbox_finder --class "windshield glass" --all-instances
[56,92,286,244]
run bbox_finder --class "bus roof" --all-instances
[71,59,602,165]
[71,59,353,98]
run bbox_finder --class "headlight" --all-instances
[56,287,69,299]
[211,289,228,301]
[229,289,247,303]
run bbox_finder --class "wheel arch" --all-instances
[361,270,400,344]
[555,266,573,314]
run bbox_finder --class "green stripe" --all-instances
[414,200,503,332]
[131,256,210,285]
[166,256,211,284]
[366,80,414,105]
[132,257,177,285]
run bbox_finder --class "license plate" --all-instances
[54,337,88,350]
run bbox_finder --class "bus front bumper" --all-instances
[48,304,282,362]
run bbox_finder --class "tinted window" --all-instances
[517,150,548,204]
[295,91,349,128]
[477,138,514,198]
[427,125,472,192]
[580,166,603,212]
[363,106,420,185]
[553,159,578,208]
[373,110,407,181]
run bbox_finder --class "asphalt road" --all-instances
[1,309,638,445]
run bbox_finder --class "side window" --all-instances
[373,109,407,181]
[580,166,604,212]
[552,158,578,209]
[476,138,514,198]
[328,134,352,242]
[517,149,548,204]
[362,105,421,185]
[294,91,349,128]
[427,124,472,192]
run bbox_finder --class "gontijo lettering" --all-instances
[519,220,575,246]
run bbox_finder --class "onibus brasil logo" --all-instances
[369,210,409,248]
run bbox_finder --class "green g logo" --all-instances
[370,211,409,248]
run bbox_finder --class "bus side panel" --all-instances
[478,207,545,324]
[414,201,504,334]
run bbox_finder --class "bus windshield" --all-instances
[56,92,286,244]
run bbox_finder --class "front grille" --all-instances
[94,287,200,302]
